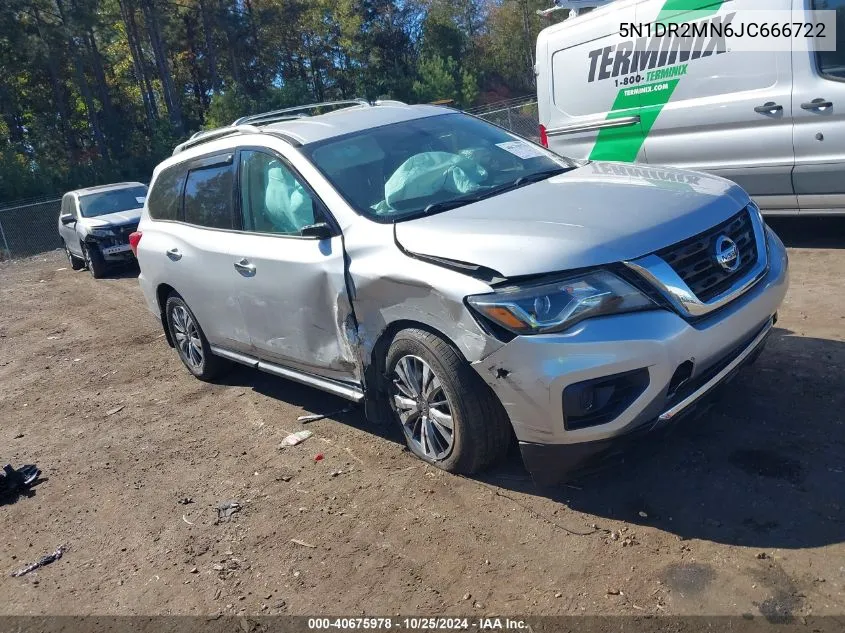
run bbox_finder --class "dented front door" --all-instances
[227,230,360,383]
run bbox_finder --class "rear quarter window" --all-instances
[148,163,188,221]
[183,163,235,230]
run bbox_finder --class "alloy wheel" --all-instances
[171,305,204,370]
[390,355,455,460]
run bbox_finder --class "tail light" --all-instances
[129,231,142,257]
[539,124,549,148]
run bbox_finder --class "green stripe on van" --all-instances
[657,0,726,23]
[589,78,681,162]
[587,0,727,162]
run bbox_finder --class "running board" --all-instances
[210,346,364,402]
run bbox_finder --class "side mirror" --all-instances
[60,214,76,225]
[300,222,334,239]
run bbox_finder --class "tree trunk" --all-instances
[243,0,266,86]
[0,83,25,146]
[217,0,242,89]
[32,7,79,160]
[119,0,158,125]
[85,28,121,151]
[197,0,220,92]
[141,0,183,132]
[184,13,207,109]
[54,0,110,161]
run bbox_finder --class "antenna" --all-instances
[536,0,614,19]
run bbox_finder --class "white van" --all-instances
[536,0,845,215]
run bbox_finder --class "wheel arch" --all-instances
[156,283,178,348]
[362,319,468,422]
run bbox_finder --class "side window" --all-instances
[238,150,319,235]
[184,162,235,230]
[148,163,188,221]
[813,0,845,80]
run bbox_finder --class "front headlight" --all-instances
[467,270,655,335]
[89,227,116,238]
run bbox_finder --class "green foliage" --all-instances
[204,82,313,129]
[0,0,547,202]
[413,55,458,104]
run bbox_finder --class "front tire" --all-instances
[83,243,107,278]
[64,241,85,270]
[164,293,229,381]
[385,328,512,474]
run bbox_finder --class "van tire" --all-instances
[385,328,512,474]
[164,293,229,381]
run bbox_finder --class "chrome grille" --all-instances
[656,208,758,303]
[116,222,138,244]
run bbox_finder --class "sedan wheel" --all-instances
[390,354,455,461]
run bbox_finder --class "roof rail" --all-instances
[172,98,402,156]
[232,99,370,126]
[172,124,261,155]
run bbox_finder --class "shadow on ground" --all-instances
[202,218,845,551]
[211,324,844,551]
[767,217,845,248]
[216,365,406,447]
[481,327,845,549]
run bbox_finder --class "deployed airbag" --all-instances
[265,161,314,231]
[383,151,487,208]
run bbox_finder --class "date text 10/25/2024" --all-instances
[307,617,529,630]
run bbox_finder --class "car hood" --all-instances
[83,208,142,227]
[394,162,751,278]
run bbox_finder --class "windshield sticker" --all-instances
[496,141,545,160]
[135,197,146,204]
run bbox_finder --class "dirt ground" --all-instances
[1,218,844,618]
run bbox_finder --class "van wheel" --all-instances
[385,328,512,474]
[83,243,107,279]
[165,293,229,381]
[64,241,85,270]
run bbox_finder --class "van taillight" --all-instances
[539,124,549,148]
[129,231,142,257]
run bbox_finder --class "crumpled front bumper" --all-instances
[471,228,789,484]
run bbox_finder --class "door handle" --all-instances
[801,98,833,110]
[234,258,256,275]
[166,248,182,261]
[754,102,783,114]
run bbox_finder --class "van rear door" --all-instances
[790,0,845,215]
[638,0,797,214]
[539,3,647,162]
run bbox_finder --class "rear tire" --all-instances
[83,243,107,279]
[64,241,85,271]
[164,293,229,381]
[384,328,512,474]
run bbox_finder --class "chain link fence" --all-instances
[0,198,62,261]
[468,96,540,143]
[0,98,540,261]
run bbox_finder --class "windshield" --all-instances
[301,112,574,222]
[79,185,148,218]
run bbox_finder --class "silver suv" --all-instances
[134,100,788,484]
[58,182,148,278]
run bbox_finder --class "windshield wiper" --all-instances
[420,191,488,216]
[510,167,568,189]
